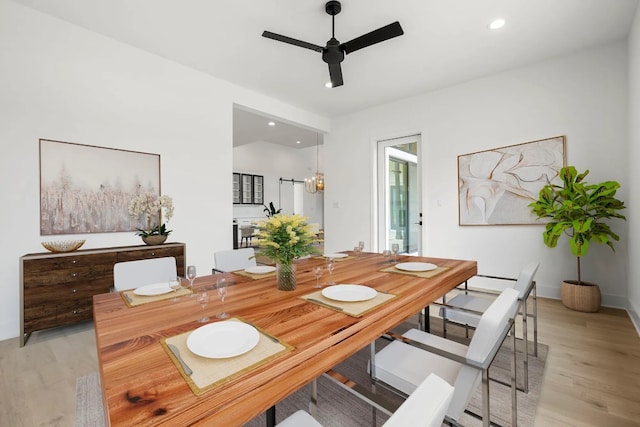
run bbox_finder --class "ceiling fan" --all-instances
[262,1,404,88]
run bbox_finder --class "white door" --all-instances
[377,135,422,255]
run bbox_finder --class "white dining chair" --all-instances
[213,247,256,273]
[113,256,177,291]
[276,409,322,427]
[277,373,454,427]
[371,288,520,427]
[438,261,539,392]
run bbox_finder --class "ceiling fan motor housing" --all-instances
[322,38,344,64]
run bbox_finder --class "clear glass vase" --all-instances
[276,262,296,291]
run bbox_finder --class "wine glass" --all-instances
[358,241,365,251]
[196,289,210,323]
[216,277,230,319]
[382,249,392,263]
[353,246,362,256]
[391,243,400,262]
[186,265,197,297]
[325,258,336,286]
[169,277,182,302]
[312,266,323,288]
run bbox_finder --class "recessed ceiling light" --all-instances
[296,140,301,144]
[268,121,275,126]
[488,18,506,30]
[325,82,332,88]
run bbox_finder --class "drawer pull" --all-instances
[72,289,77,293]
[151,252,156,256]
[73,310,78,314]
[71,273,77,277]
[72,260,77,264]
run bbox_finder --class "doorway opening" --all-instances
[377,134,421,255]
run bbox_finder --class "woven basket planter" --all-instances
[560,281,601,313]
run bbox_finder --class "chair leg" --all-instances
[481,368,491,427]
[369,341,377,380]
[533,283,538,358]
[521,299,529,393]
[511,323,518,427]
[309,378,318,418]
[442,294,448,339]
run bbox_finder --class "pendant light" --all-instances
[305,134,324,193]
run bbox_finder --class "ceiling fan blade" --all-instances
[341,21,404,55]
[262,31,324,52]
[328,62,344,88]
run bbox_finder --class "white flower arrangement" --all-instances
[128,193,174,237]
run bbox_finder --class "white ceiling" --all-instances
[11,0,639,148]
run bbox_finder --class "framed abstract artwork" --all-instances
[39,139,161,235]
[458,135,566,225]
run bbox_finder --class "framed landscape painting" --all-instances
[458,136,566,225]
[40,139,160,235]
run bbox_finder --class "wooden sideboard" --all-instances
[20,242,185,346]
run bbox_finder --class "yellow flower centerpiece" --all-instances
[254,214,319,290]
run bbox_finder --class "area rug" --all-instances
[76,317,547,427]
[75,371,104,427]
[245,316,547,427]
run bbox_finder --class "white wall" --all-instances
[325,42,630,306]
[628,6,640,331]
[232,141,324,226]
[0,0,329,340]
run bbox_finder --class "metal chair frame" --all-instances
[315,290,520,427]
[436,275,538,393]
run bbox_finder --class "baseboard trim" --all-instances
[627,301,640,336]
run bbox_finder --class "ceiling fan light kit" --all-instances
[262,1,403,88]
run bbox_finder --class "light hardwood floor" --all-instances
[0,298,638,426]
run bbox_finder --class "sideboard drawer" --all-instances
[23,278,112,306]
[117,246,182,261]
[22,254,116,285]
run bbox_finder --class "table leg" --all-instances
[266,406,276,427]
[424,306,430,332]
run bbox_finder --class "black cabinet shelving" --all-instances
[234,173,264,205]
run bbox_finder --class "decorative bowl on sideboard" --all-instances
[41,239,86,253]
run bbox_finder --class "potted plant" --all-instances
[529,166,626,312]
[263,202,282,217]
[128,193,174,245]
[254,214,318,290]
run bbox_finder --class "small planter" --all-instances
[142,235,168,246]
[560,280,601,313]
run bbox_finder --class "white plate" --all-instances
[187,321,260,359]
[394,262,438,272]
[322,284,377,302]
[324,253,348,259]
[244,265,276,274]
[133,282,173,296]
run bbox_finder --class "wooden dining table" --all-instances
[93,252,477,426]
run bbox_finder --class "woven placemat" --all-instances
[120,287,193,307]
[300,289,396,317]
[379,265,450,279]
[313,255,354,262]
[231,269,277,280]
[161,318,293,396]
